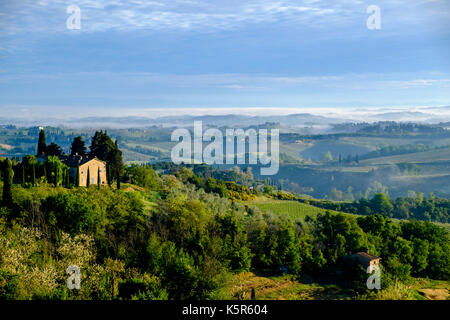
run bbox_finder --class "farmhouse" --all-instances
[60,155,107,187]
[345,249,381,272]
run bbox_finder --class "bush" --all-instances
[118,276,168,300]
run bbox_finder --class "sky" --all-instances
[0,0,449,118]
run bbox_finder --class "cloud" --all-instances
[384,79,450,89]
[1,0,448,35]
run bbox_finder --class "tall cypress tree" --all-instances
[2,158,14,206]
[22,166,25,186]
[65,168,69,187]
[86,167,90,187]
[97,167,101,190]
[43,164,47,183]
[37,129,47,156]
[75,167,80,187]
[107,165,111,187]
[54,166,58,187]
[31,164,36,186]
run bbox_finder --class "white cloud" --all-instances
[0,0,447,35]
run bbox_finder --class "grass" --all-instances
[360,147,450,165]
[249,198,450,232]
[222,272,449,300]
[221,272,353,300]
[248,199,343,223]
[409,278,450,300]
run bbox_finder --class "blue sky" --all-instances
[0,0,449,117]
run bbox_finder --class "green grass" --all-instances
[248,199,340,223]
[361,147,450,165]
[221,272,353,300]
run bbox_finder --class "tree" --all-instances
[75,167,80,187]
[90,130,115,161]
[110,140,123,190]
[43,164,47,183]
[2,158,14,206]
[31,163,36,186]
[46,142,63,156]
[54,166,58,187]
[90,131,123,187]
[65,168,70,187]
[70,136,87,156]
[45,156,68,187]
[37,129,47,156]
[346,155,352,163]
[23,156,37,187]
[87,167,90,187]
[371,193,393,216]
[97,167,101,190]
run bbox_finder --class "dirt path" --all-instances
[419,289,448,300]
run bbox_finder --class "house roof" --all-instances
[60,155,105,168]
[352,252,381,261]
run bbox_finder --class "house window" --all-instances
[99,168,102,172]
[81,178,84,183]
[92,177,95,184]
[81,171,84,174]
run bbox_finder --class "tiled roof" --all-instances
[354,252,381,261]
[59,155,105,167]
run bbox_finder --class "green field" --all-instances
[221,271,449,300]
[251,199,450,232]
[248,199,340,223]
[361,147,450,165]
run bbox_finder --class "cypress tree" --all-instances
[2,158,14,206]
[54,166,58,187]
[97,167,101,190]
[37,129,47,156]
[107,165,111,187]
[22,166,25,186]
[43,164,47,183]
[86,167,90,187]
[76,167,80,187]
[65,168,69,187]
[32,164,36,186]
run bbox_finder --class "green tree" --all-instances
[31,163,36,186]
[371,193,394,216]
[87,167,90,187]
[22,166,25,186]
[22,155,37,186]
[37,129,47,156]
[111,140,123,190]
[75,167,80,187]
[2,158,14,206]
[97,167,101,190]
[70,136,87,156]
[90,131,123,187]
[46,142,63,156]
[45,156,68,187]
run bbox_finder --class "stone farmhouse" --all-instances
[345,249,381,272]
[60,155,107,187]
[37,154,107,187]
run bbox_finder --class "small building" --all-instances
[61,155,107,187]
[345,249,381,272]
